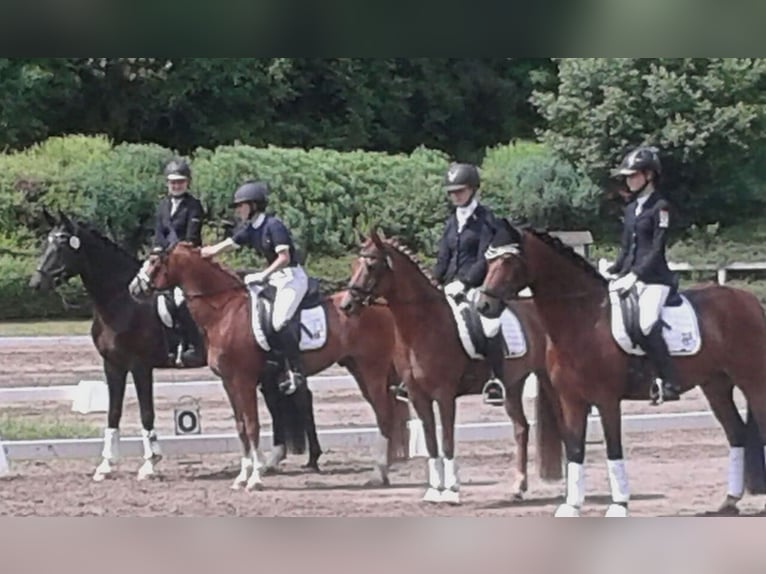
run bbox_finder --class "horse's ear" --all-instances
[42,207,56,229]
[58,210,75,232]
[370,227,384,250]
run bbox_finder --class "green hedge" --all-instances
[480,140,601,230]
[6,133,761,320]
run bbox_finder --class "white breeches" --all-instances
[269,266,308,332]
[637,283,670,335]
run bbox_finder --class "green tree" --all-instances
[531,58,766,226]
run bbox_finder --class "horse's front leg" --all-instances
[132,366,162,481]
[554,394,590,517]
[93,360,128,482]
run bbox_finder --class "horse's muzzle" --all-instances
[476,292,503,319]
[338,291,358,316]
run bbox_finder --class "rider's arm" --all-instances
[201,238,238,258]
[432,221,452,285]
[608,205,632,275]
[260,249,290,278]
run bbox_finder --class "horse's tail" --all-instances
[535,372,564,481]
[281,392,307,455]
[744,405,766,494]
[387,368,410,462]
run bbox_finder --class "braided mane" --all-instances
[174,242,245,286]
[526,228,606,286]
[380,236,439,287]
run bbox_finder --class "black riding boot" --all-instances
[275,326,307,395]
[482,334,506,405]
[177,302,205,368]
[643,322,681,405]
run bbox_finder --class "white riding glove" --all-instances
[444,280,467,299]
[610,272,638,294]
[244,271,269,285]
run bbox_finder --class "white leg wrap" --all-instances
[728,446,745,499]
[606,459,630,504]
[443,458,459,491]
[140,428,161,460]
[565,462,585,508]
[246,446,264,491]
[232,456,253,490]
[427,457,444,490]
[102,428,120,461]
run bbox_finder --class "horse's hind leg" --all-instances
[699,378,748,514]
[293,384,322,472]
[133,366,162,481]
[260,373,287,473]
[93,360,128,482]
[345,359,400,487]
[503,374,530,500]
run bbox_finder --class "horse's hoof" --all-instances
[93,473,108,483]
[364,476,390,488]
[440,489,461,505]
[246,481,264,492]
[302,462,321,473]
[231,481,246,491]
[554,503,581,517]
[261,466,279,476]
[605,503,629,517]
[511,491,524,502]
[715,500,740,516]
[423,488,442,503]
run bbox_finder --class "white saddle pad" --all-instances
[248,287,327,353]
[609,291,701,356]
[445,289,527,360]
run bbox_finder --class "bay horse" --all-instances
[339,229,563,504]
[476,219,766,517]
[29,211,408,486]
[128,241,409,490]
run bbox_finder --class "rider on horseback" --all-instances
[608,146,681,404]
[200,181,309,395]
[153,158,206,367]
[395,162,505,405]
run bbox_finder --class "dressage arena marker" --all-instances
[1,409,746,461]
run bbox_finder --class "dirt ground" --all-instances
[0,337,762,517]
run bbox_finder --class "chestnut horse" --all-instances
[477,219,766,517]
[129,241,409,490]
[339,230,562,505]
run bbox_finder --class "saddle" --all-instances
[249,277,328,354]
[445,290,527,361]
[617,284,682,351]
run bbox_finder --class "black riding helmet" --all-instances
[230,180,269,210]
[164,158,192,181]
[443,163,480,208]
[612,146,662,180]
[443,162,481,192]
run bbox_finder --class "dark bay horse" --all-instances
[339,229,562,505]
[477,220,766,517]
[29,212,408,486]
[128,241,409,490]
